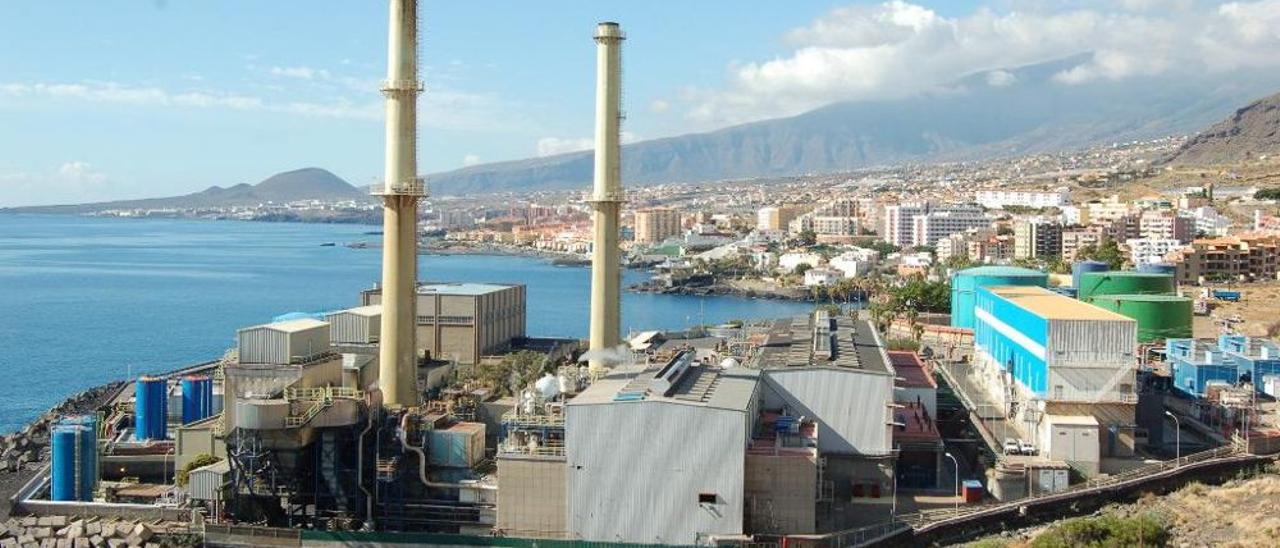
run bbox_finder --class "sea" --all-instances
[0,214,817,432]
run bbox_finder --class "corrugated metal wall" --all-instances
[565,402,746,544]
[328,311,380,344]
[761,369,893,456]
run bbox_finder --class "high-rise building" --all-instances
[1139,210,1195,243]
[633,207,681,244]
[756,205,805,232]
[1061,227,1106,262]
[1166,234,1280,284]
[884,202,988,247]
[1013,220,1063,259]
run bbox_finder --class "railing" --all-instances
[895,439,1249,529]
[498,445,566,457]
[500,411,565,428]
[285,386,363,401]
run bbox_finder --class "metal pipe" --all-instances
[397,414,497,492]
[356,405,375,528]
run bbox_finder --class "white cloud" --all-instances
[462,154,481,167]
[649,99,671,114]
[270,66,330,80]
[57,161,107,185]
[985,69,1017,87]
[686,0,1280,126]
[536,137,594,157]
[0,162,112,206]
[536,132,640,157]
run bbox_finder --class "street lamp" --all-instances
[1165,411,1181,465]
[944,452,959,511]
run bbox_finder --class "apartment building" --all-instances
[1139,211,1194,243]
[1061,227,1106,262]
[757,205,807,232]
[634,207,682,244]
[1013,220,1063,260]
[884,203,989,247]
[1125,238,1187,266]
[1166,234,1280,284]
[974,187,1071,209]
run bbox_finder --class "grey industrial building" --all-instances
[361,282,527,365]
[495,311,899,543]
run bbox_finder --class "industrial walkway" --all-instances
[934,360,1016,456]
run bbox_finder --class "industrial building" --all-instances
[362,282,527,364]
[972,285,1139,475]
[1167,336,1280,397]
[494,312,898,543]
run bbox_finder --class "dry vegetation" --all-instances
[1190,280,1280,338]
[963,464,1280,548]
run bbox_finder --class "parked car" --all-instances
[1003,438,1020,455]
[1019,439,1036,456]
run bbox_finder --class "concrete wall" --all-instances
[565,401,746,544]
[496,455,567,536]
[745,454,817,534]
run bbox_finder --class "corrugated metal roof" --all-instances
[567,362,759,411]
[239,317,328,334]
[332,305,381,317]
[986,286,1133,322]
[417,282,519,296]
[954,266,1046,278]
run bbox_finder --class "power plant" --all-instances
[587,22,625,377]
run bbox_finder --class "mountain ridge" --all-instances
[3,167,368,214]
[1164,91,1280,165]
[424,55,1280,196]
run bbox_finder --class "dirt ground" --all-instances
[1189,281,1280,338]
[962,466,1280,548]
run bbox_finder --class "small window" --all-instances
[698,493,717,504]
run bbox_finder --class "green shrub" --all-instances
[176,453,221,487]
[1031,513,1169,548]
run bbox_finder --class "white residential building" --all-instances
[1126,238,1188,266]
[778,252,823,273]
[974,187,1071,209]
[803,267,843,287]
[1186,206,1233,237]
[910,207,990,247]
[828,249,880,278]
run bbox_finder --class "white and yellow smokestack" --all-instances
[588,22,624,376]
[376,0,424,407]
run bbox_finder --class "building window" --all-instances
[698,493,717,504]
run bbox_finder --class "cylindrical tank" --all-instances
[181,375,213,424]
[951,267,1048,329]
[135,376,168,441]
[1077,271,1176,302]
[1090,294,1193,343]
[50,420,96,501]
[1072,261,1109,289]
[1136,263,1177,276]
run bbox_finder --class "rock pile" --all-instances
[0,515,180,548]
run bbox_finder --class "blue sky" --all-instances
[1,0,1277,206]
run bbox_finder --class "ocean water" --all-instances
[0,214,815,432]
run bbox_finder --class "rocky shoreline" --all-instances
[0,382,124,520]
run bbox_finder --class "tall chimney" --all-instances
[587,22,624,376]
[375,0,424,407]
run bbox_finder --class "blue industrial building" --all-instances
[973,285,1137,402]
[972,285,1140,472]
[950,266,1048,330]
[1166,336,1280,397]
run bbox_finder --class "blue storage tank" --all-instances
[50,419,96,501]
[950,266,1049,329]
[135,376,168,441]
[181,375,213,424]
[1137,263,1177,276]
[1072,260,1109,289]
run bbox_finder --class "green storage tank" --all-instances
[1090,294,1192,343]
[1077,271,1175,302]
[950,266,1048,330]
